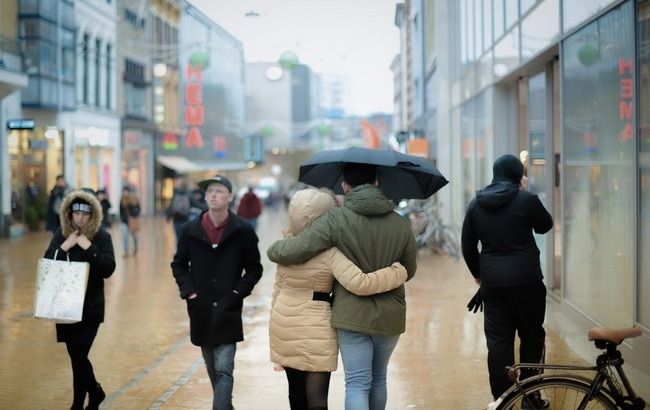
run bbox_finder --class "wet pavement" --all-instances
[0,207,612,409]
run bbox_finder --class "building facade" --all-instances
[396,0,650,393]
[116,0,156,215]
[0,0,29,237]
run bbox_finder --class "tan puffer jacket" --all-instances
[269,189,407,372]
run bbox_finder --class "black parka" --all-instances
[461,181,553,287]
[171,210,263,346]
[44,190,116,323]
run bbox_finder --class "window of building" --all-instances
[563,0,618,34]
[494,0,505,40]
[106,43,112,110]
[562,1,635,328]
[505,0,519,29]
[482,0,493,52]
[95,38,102,107]
[637,0,650,328]
[521,0,559,60]
[82,33,89,104]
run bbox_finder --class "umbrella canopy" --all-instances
[298,147,448,200]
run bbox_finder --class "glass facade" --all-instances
[18,0,75,110]
[162,8,246,165]
[638,0,650,328]
[562,1,635,327]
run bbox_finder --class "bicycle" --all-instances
[396,198,461,260]
[493,327,646,409]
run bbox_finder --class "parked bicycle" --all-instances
[493,327,645,410]
[396,198,461,260]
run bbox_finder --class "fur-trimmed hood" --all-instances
[60,190,103,238]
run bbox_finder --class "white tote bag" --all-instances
[33,249,90,323]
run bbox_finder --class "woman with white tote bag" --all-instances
[43,188,116,410]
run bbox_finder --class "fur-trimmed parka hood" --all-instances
[60,190,103,238]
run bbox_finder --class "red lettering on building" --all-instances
[184,105,205,126]
[185,83,202,105]
[186,127,204,148]
[184,63,205,148]
[186,64,203,82]
[618,58,633,142]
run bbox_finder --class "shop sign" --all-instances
[184,63,205,148]
[618,58,633,142]
[75,127,109,146]
[29,139,48,149]
[6,119,35,130]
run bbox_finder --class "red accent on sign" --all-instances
[186,64,203,82]
[617,58,633,142]
[186,127,204,148]
[185,83,202,105]
[212,135,226,151]
[184,106,205,126]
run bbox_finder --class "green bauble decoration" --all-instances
[190,51,210,70]
[278,50,299,70]
[578,43,599,66]
[261,125,274,138]
[317,123,331,137]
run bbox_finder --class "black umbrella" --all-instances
[298,147,448,200]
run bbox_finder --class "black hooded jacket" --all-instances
[461,156,553,287]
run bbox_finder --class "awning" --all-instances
[156,155,248,173]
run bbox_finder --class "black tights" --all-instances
[285,367,331,410]
[66,341,98,408]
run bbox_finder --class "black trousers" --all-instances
[284,367,331,410]
[482,281,546,399]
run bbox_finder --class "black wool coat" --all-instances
[171,210,263,346]
[44,190,116,323]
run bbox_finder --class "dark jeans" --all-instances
[201,344,236,410]
[482,281,546,399]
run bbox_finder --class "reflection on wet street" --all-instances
[0,207,588,409]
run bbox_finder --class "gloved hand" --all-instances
[467,289,483,313]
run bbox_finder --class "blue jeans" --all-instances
[201,344,236,410]
[121,222,137,254]
[337,330,400,410]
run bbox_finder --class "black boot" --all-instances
[85,383,105,410]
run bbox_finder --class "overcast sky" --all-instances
[189,0,400,116]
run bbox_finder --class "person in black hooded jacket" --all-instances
[461,154,553,405]
[44,189,116,410]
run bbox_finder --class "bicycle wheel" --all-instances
[498,377,616,410]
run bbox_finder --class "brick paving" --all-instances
[0,208,597,409]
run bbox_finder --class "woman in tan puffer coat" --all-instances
[269,188,407,410]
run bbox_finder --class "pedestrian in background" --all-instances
[268,163,417,410]
[189,187,208,220]
[46,175,70,233]
[43,189,116,410]
[119,187,140,257]
[461,154,553,407]
[166,179,192,242]
[96,189,112,229]
[269,188,408,410]
[171,175,262,410]
[236,186,262,231]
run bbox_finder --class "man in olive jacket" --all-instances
[172,175,262,410]
[268,163,417,410]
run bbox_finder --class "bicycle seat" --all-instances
[588,326,642,346]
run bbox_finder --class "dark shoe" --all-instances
[85,383,105,410]
[521,392,549,409]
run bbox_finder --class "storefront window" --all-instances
[637,0,650,328]
[562,1,634,328]
[563,0,618,34]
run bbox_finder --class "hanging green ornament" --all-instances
[190,51,210,70]
[578,43,599,66]
[278,50,299,70]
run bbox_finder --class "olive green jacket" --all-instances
[267,184,417,335]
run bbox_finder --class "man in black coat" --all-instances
[171,175,262,410]
[461,154,553,407]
